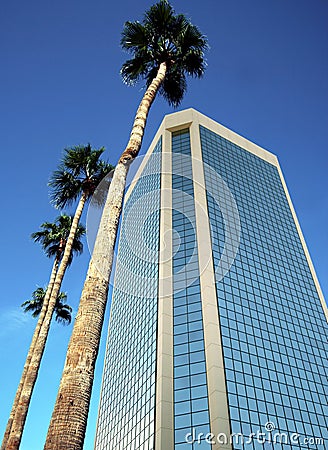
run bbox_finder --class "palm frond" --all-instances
[121,56,150,85]
[21,299,42,317]
[21,287,72,325]
[143,0,174,37]
[121,21,149,52]
[49,169,81,209]
[182,51,207,78]
[55,302,72,325]
[54,293,72,325]
[32,215,85,263]
[159,68,187,107]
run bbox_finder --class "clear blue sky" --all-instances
[0,0,327,449]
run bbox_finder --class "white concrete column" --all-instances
[155,129,174,449]
[190,115,232,450]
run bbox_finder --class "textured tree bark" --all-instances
[6,193,87,450]
[44,61,167,450]
[1,258,58,450]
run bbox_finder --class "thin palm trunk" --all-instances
[6,193,87,450]
[1,258,58,450]
[44,61,167,450]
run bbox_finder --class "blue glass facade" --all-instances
[200,125,327,449]
[95,140,162,450]
[171,130,211,450]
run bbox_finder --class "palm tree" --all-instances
[4,145,112,450]
[49,143,114,210]
[44,1,208,448]
[21,287,72,325]
[3,216,85,450]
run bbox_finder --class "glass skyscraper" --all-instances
[94,109,327,450]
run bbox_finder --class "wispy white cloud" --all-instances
[0,308,32,338]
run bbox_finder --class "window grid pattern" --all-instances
[200,125,327,449]
[172,129,211,450]
[95,139,162,450]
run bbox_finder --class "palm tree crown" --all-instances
[121,0,208,106]
[49,144,114,209]
[31,214,85,265]
[21,287,72,325]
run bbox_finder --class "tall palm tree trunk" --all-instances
[44,61,167,450]
[6,193,87,450]
[1,258,58,450]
